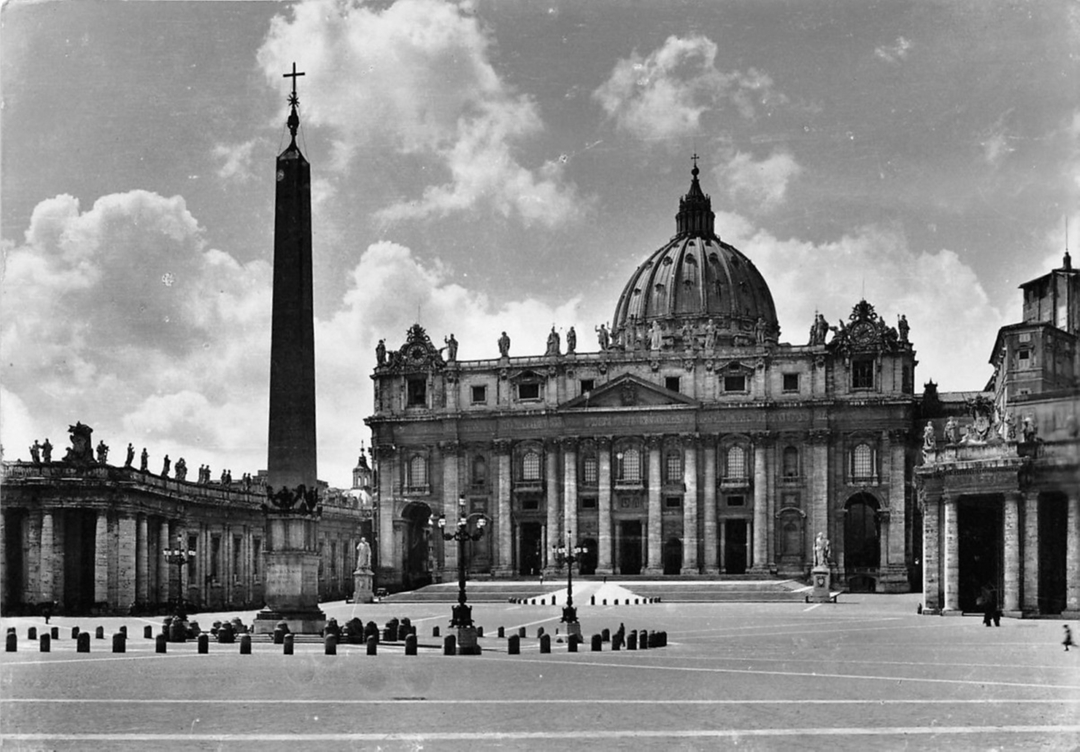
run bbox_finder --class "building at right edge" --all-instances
[917,252,1080,617]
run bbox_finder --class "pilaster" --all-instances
[751,432,770,572]
[1067,492,1079,614]
[158,521,171,602]
[645,435,663,574]
[681,434,699,573]
[440,441,461,580]
[562,437,579,549]
[545,439,560,571]
[597,436,613,574]
[943,495,959,613]
[1004,492,1021,613]
[94,510,108,604]
[136,515,149,604]
[1023,491,1039,613]
[702,436,718,573]
[495,439,513,573]
[40,510,54,604]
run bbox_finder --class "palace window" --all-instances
[727,494,745,507]
[617,447,642,482]
[188,535,198,578]
[582,455,598,485]
[581,497,597,509]
[522,450,541,481]
[517,382,540,400]
[724,374,747,393]
[580,378,595,394]
[471,385,487,404]
[851,443,874,481]
[851,358,874,389]
[407,378,427,407]
[783,373,800,392]
[665,376,681,392]
[665,496,682,509]
[472,455,488,487]
[407,455,428,488]
[665,450,683,483]
[782,446,799,478]
[725,445,747,481]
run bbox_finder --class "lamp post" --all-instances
[162,535,196,617]
[436,495,486,654]
[552,532,585,640]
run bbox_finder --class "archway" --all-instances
[401,502,433,590]
[844,493,880,570]
[663,538,683,575]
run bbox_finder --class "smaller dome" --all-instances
[611,162,779,351]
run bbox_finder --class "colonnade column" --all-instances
[681,435,699,573]
[1067,491,1079,613]
[495,440,513,573]
[562,438,578,545]
[886,430,908,571]
[702,437,718,573]
[919,487,941,612]
[645,436,662,574]
[1023,491,1039,613]
[40,510,54,604]
[375,446,396,580]
[544,440,560,571]
[1004,492,1021,613]
[158,522,171,602]
[136,515,149,605]
[809,430,830,560]
[943,495,959,613]
[440,441,460,581]
[751,433,769,573]
[597,437,613,574]
[25,512,41,605]
[94,510,109,604]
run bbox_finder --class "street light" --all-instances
[435,495,486,653]
[552,531,586,640]
[162,535,196,616]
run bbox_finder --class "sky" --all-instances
[3,0,1079,488]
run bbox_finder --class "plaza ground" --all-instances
[2,584,1079,751]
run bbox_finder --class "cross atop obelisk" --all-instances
[283,63,305,141]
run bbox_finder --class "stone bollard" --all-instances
[144,626,153,639]
[591,634,602,652]
[433,626,441,638]
[518,626,527,639]
[477,626,484,638]
[112,633,126,653]
[51,626,59,640]
[639,630,649,650]
[602,628,610,642]
[365,622,379,643]
[591,595,596,606]
[635,598,639,605]
[77,633,90,653]
[507,635,520,655]
[367,635,378,656]
[443,635,456,656]
[273,627,286,645]
[239,635,252,655]
[71,627,80,640]
[568,635,578,653]
[325,635,337,655]
[539,634,551,654]
[540,598,545,605]
[603,598,607,605]
[612,634,621,651]
[198,634,209,654]
[498,626,505,638]
[405,634,417,656]
[614,599,619,605]
[40,634,51,653]
[28,627,37,640]
[536,626,545,638]
[627,631,637,650]
[284,634,294,655]
[156,634,167,654]
[6,632,17,652]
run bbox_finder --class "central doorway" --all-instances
[518,522,542,576]
[958,496,1002,613]
[724,519,747,574]
[402,503,433,590]
[619,521,642,575]
[663,538,683,575]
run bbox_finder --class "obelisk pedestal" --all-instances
[253,514,324,634]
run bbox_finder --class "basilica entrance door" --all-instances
[663,538,682,575]
[519,522,542,576]
[844,493,880,570]
[619,521,642,575]
[402,503,432,590]
[958,496,1002,612]
[724,520,747,574]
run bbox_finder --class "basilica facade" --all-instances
[366,166,920,593]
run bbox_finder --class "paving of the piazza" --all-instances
[2,583,1079,751]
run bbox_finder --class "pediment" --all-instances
[560,373,698,409]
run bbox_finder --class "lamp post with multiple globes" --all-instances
[436,495,486,654]
[552,532,586,640]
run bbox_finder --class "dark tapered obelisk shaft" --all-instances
[268,70,316,492]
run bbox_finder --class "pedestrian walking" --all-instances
[1064,625,1074,652]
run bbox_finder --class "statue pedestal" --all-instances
[808,565,833,603]
[352,568,374,603]
[457,626,481,655]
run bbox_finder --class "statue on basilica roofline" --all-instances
[545,326,561,356]
[375,339,387,366]
[125,443,135,468]
[897,314,910,344]
[596,323,610,351]
[922,422,936,453]
[498,331,511,357]
[96,441,109,465]
[42,439,52,463]
[649,321,663,351]
[566,326,576,355]
[1022,414,1038,443]
[704,319,717,351]
[443,334,458,361]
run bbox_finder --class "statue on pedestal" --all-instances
[498,331,511,357]
[355,537,372,572]
[813,532,831,568]
[566,326,576,355]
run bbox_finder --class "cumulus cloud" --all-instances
[213,138,260,182]
[0,190,273,479]
[593,35,782,143]
[874,36,912,64]
[256,0,585,227]
[716,212,1009,391]
[718,150,802,211]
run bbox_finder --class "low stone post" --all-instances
[443,635,456,656]
[366,636,377,655]
[6,632,17,652]
[156,634,167,654]
[51,627,59,640]
[239,634,252,655]
[591,634,602,651]
[71,627,80,640]
[639,630,649,650]
[144,626,153,639]
[627,631,637,650]
[325,635,337,655]
[497,627,505,638]
[477,626,484,637]
[198,634,209,654]
[432,626,440,638]
[611,634,621,651]
[96,626,104,639]
[119,626,127,638]
[284,634,294,655]
[537,627,545,638]
[405,634,417,655]
[568,635,578,653]
[77,633,90,653]
[40,634,51,653]
[28,627,37,640]
[518,626,526,639]
[112,633,126,653]
[507,635,520,655]
[540,634,551,654]
[601,628,610,642]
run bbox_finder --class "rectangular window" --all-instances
[665,452,683,482]
[1019,332,1031,342]
[233,536,242,582]
[665,376,680,392]
[580,378,595,394]
[581,497,597,509]
[210,536,221,581]
[724,374,746,392]
[471,385,487,404]
[407,378,427,406]
[727,495,745,507]
[852,359,874,389]
[1018,349,1030,368]
[188,535,198,578]
[582,456,598,485]
[253,539,261,577]
[782,373,799,392]
[852,444,874,480]
[330,541,337,579]
[518,382,540,400]
[522,451,541,481]
[522,498,539,511]
[665,496,682,509]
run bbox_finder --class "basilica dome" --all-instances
[611,164,779,350]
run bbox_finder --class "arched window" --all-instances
[582,455,598,485]
[665,450,683,483]
[852,443,874,481]
[408,455,427,487]
[522,450,541,481]
[726,446,747,481]
[618,447,641,482]
[782,446,799,478]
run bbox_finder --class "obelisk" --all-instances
[254,63,324,634]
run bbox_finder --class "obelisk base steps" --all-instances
[253,514,324,634]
